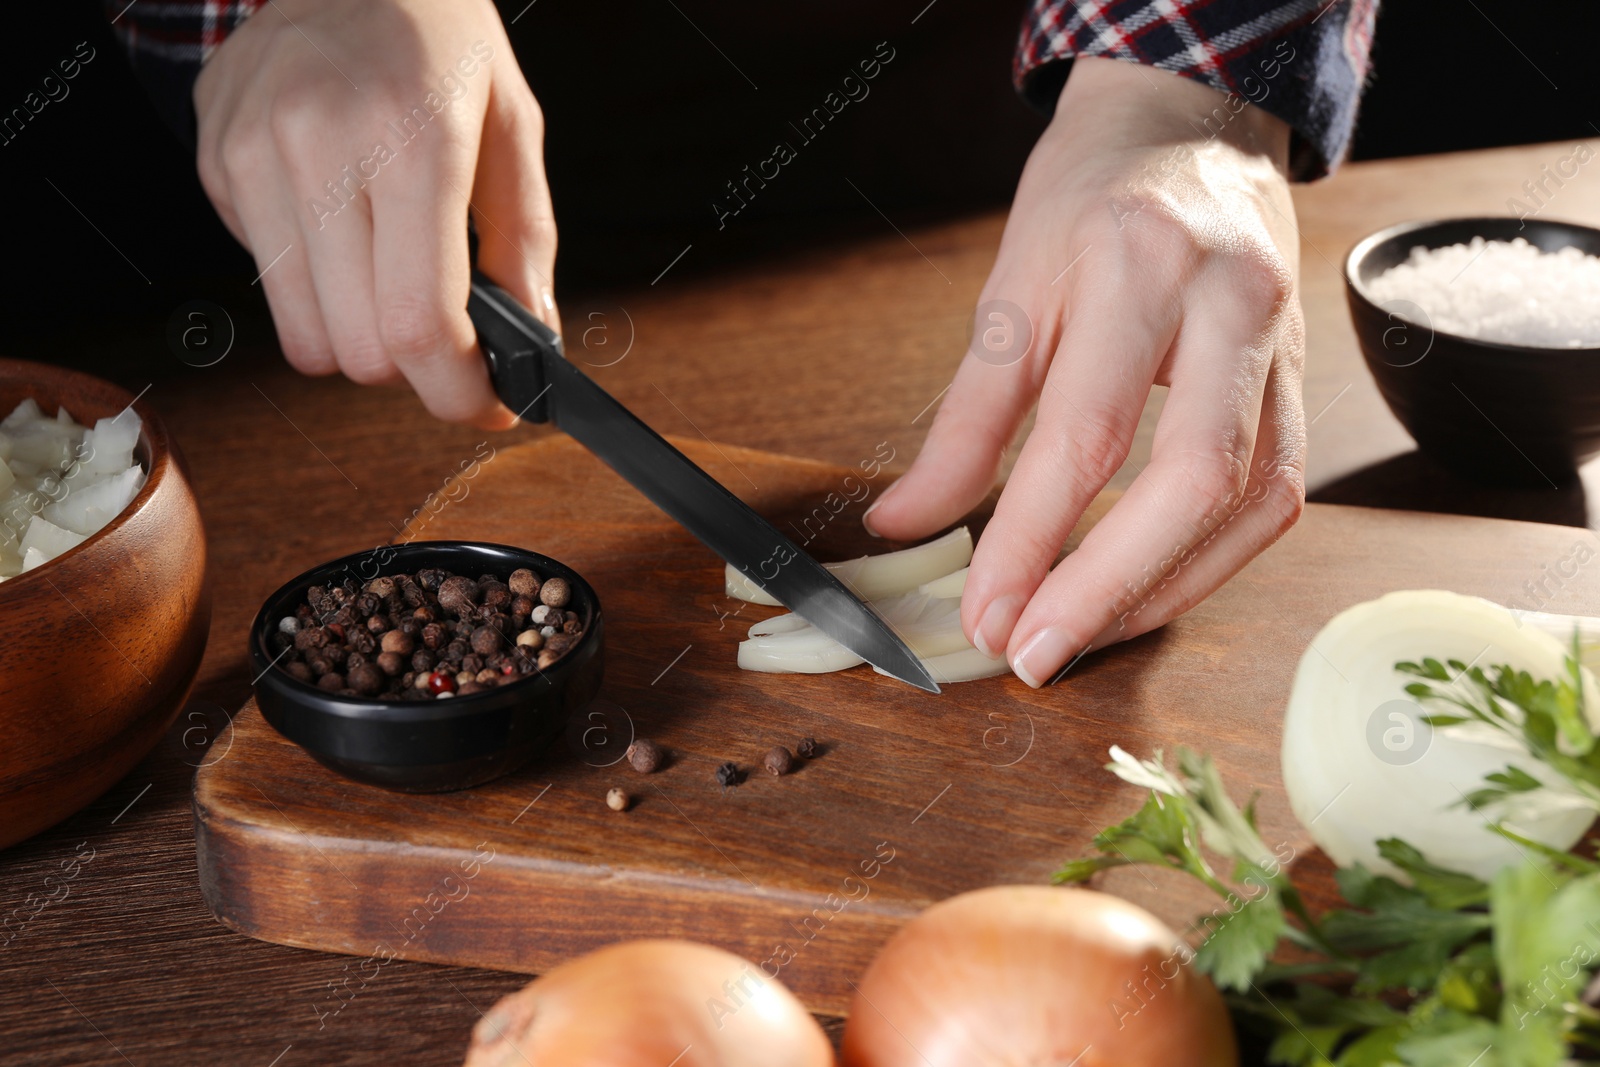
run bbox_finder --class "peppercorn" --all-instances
[278,616,300,635]
[462,653,484,674]
[306,655,333,676]
[331,586,353,604]
[323,646,347,666]
[347,663,384,696]
[437,575,481,617]
[530,604,554,625]
[510,593,535,618]
[459,680,486,695]
[715,762,741,788]
[346,651,367,669]
[763,746,794,777]
[444,640,468,664]
[376,651,406,676]
[537,649,560,670]
[626,739,664,774]
[538,577,571,608]
[516,629,544,651]
[455,670,474,686]
[270,631,294,654]
[326,622,347,643]
[413,671,434,690]
[417,568,447,592]
[475,668,499,685]
[366,613,392,635]
[427,671,455,696]
[347,627,376,655]
[606,787,629,812]
[355,593,380,617]
[380,629,415,656]
[482,581,512,610]
[411,648,435,673]
[398,618,421,638]
[294,626,329,651]
[285,661,314,684]
[508,568,540,597]
[796,738,819,759]
[317,672,345,692]
[470,626,502,656]
[562,616,583,635]
[421,622,448,650]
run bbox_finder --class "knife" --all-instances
[466,273,939,694]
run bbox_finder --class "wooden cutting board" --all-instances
[194,435,1600,1014]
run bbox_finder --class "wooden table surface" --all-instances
[3,140,1598,1065]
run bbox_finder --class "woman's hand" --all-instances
[865,57,1307,687]
[194,0,556,428]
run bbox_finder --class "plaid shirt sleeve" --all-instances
[103,0,268,143]
[1015,0,1379,180]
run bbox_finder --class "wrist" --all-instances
[1053,57,1291,177]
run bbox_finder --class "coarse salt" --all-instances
[1366,236,1600,348]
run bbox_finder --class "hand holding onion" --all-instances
[461,940,833,1067]
[840,885,1236,1067]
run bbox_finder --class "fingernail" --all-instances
[972,594,1023,659]
[1013,627,1073,688]
[861,479,902,538]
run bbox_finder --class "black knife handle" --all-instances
[467,272,562,425]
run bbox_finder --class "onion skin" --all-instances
[462,940,834,1067]
[840,886,1236,1067]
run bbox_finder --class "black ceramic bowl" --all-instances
[249,541,603,792]
[1345,216,1600,487]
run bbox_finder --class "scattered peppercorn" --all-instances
[606,787,629,812]
[796,738,819,760]
[274,565,586,700]
[626,739,664,774]
[763,746,794,777]
[715,761,741,789]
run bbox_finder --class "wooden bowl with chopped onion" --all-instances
[0,359,209,850]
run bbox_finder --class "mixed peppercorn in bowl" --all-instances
[249,541,603,792]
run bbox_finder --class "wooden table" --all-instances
[3,141,1597,1065]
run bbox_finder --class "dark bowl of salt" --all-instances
[1345,216,1600,487]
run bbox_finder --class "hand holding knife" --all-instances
[466,273,939,693]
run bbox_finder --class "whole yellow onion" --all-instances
[841,886,1236,1067]
[462,940,834,1067]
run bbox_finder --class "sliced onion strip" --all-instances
[724,527,973,606]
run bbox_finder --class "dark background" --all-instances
[0,0,1596,344]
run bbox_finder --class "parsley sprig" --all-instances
[1057,646,1600,1066]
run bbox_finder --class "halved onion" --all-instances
[840,885,1236,1067]
[1281,589,1597,882]
[726,526,973,606]
[462,940,831,1067]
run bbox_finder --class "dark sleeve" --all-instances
[102,0,268,145]
[1013,0,1379,181]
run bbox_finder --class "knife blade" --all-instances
[467,274,939,694]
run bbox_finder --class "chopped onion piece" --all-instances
[724,526,974,606]
[738,641,864,674]
[918,566,968,599]
[875,646,1011,683]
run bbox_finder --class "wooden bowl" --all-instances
[0,359,210,849]
[1345,217,1600,486]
